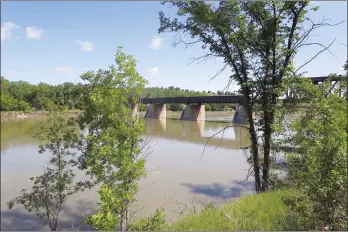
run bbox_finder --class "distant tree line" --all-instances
[1,77,86,112]
[0,76,238,112]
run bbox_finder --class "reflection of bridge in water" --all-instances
[143,118,251,150]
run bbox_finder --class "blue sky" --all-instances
[1,1,347,92]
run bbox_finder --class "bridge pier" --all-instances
[145,104,167,119]
[180,104,205,121]
[232,104,248,125]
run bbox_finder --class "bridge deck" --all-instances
[309,75,343,83]
[141,95,245,104]
[140,76,344,105]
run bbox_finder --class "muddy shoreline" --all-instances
[0,111,82,120]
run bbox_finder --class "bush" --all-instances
[17,100,31,112]
[58,105,69,112]
[44,100,59,111]
[129,208,167,231]
[1,94,17,111]
[168,103,184,111]
[287,76,347,231]
[138,103,147,112]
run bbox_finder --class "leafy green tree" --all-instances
[1,76,11,94]
[77,47,148,231]
[16,100,31,112]
[158,1,334,192]
[285,70,347,230]
[1,94,17,111]
[7,114,93,231]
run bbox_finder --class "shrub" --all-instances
[129,208,167,231]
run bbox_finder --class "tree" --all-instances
[77,47,149,231]
[158,1,338,192]
[284,67,347,230]
[7,114,93,231]
[168,103,184,111]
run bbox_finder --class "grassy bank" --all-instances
[166,189,300,231]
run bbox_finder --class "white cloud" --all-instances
[75,40,94,52]
[1,21,19,41]
[56,66,73,73]
[149,67,159,75]
[150,36,163,50]
[26,26,45,39]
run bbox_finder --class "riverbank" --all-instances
[1,110,235,121]
[0,110,82,120]
[165,188,300,231]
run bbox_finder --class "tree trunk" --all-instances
[262,110,272,191]
[244,98,262,193]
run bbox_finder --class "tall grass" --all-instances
[167,189,300,231]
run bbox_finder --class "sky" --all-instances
[1,1,347,92]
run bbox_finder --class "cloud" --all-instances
[56,66,73,73]
[150,36,163,50]
[75,40,94,52]
[26,26,45,39]
[1,21,19,41]
[149,67,159,75]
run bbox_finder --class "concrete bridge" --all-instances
[137,76,343,124]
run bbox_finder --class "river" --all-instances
[1,114,255,230]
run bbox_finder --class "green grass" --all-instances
[167,189,300,231]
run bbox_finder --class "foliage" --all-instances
[169,189,302,231]
[285,72,348,230]
[78,47,148,231]
[158,0,335,192]
[0,76,87,112]
[7,114,93,231]
[129,208,167,231]
[168,103,184,111]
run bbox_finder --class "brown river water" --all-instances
[1,114,255,230]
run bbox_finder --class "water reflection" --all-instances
[143,118,251,150]
[1,117,45,152]
[1,117,254,230]
[2,118,251,153]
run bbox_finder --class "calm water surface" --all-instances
[1,116,255,231]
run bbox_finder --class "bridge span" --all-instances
[136,75,343,124]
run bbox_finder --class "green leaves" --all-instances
[129,208,167,231]
[78,47,148,230]
[285,68,348,230]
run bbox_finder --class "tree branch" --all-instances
[201,125,250,160]
[295,38,336,73]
